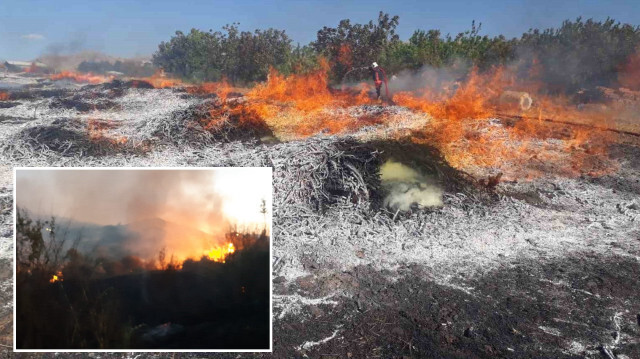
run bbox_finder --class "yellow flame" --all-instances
[205,242,236,263]
[49,271,63,283]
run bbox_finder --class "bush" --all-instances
[518,17,640,92]
[153,24,293,84]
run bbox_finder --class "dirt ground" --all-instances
[1,75,639,358]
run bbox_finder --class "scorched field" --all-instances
[0,68,639,358]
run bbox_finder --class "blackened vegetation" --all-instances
[303,138,493,215]
[8,118,145,157]
[15,210,270,350]
[0,101,20,109]
[275,258,640,358]
[82,79,154,96]
[272,137,383,213]
[7,88,73,101]
[271,137,487,216]
[114,79,155,90]
[316,140,382,211]
[7,79,157,102]
[372,139,493,196]
[155,100,274,146]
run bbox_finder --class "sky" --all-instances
[16,168,272,233]
[1,0,639,61]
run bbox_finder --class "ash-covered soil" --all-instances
[1,75,639,358]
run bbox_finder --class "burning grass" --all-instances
[242,61,376,139]
[6,62,635,184]
[390,67,620,180]
[50,71,115,84]
[230,63,624,181]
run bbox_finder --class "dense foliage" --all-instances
[151,14,640,91]
[519,18,640,92]
[152,24,293,84]
[313,11,400,81]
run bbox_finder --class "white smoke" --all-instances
[380,160,443,211]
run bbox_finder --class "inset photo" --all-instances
[14,168,272,351]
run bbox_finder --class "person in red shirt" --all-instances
[369,62,389,101]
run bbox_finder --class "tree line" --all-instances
[151,12,640,92]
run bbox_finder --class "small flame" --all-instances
[50,71,114,84]
[49,271,63,283]
[138,70,183,88]
[87,119,128,145]
[0,92,9,101]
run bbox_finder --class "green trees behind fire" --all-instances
[153,12,640,92]
[153,24,294,83]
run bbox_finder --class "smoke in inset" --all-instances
[16,169,271,262]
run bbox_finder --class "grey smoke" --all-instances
[16,169,229,260]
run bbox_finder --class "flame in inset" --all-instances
[49,271,63,283]
[204,242,236,263]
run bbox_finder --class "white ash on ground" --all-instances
[1,75,640,357]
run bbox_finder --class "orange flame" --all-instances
[0,92,8,101]
[186,77,233,102]
[139,70,184,88]
[50,71,114,84]
[238,58,375,137]
[49,271,63,283]
[87,119,128,145]
[618,49,640,90]
[337,44,353,68]
[391,66,617,180]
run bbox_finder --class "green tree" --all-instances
[518,17,640,92]
[153,24,293,84]
[313,11,400,81]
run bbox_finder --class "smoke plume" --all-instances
[380,160,443,211]
[16,169,271,262]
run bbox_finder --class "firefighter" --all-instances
[370,62,388,101]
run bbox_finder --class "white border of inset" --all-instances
[13,166,273,353]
